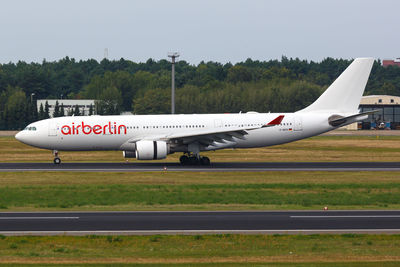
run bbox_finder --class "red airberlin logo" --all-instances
[61,121,127,135]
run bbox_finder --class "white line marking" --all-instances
[0,217,79,220]
[291,215,400,218]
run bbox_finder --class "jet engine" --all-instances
[122,151,136,158]
[135,140,168,160]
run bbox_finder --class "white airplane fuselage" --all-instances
[15,58,375,164]
[15,112,334,151]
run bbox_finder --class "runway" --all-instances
[1,162,400,172]
[1,211,400,235]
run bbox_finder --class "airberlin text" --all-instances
[61,122,127,135]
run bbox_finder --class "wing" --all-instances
[165,114,284,149]
[120,115,284,151]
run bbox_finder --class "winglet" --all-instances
[262,115,284,128]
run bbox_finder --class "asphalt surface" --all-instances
[1,162,400,172]
[0,211,400,235]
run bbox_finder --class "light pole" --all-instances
[30,93,35,103]
[168,52,179,114]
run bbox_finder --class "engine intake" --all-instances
[123,151,136,158]
[135,140,168,160]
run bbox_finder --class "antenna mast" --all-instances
[168,52,180,114]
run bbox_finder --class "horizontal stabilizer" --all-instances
[328,110,379,127]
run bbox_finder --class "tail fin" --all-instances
[299,58,374,113]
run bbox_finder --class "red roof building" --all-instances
[383,58,400,67]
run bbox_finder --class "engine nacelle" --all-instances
[123,151,136,158]
[135,140,168,160]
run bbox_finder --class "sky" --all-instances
[0,0,399,64]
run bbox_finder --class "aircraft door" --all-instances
[214,119,223,128]
[48,122,58,136]
[294,116,303,131]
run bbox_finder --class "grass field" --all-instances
[0,264,397,267]
[0,171,399,211]
[3,135,400,163]
[0,234,399,265]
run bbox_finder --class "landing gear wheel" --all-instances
[189,156,198,165]
[180,155,189,164]
[54,157,61,164]
[200,156,210,166]
[180,153,211,166]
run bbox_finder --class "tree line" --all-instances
[1,56,399,129]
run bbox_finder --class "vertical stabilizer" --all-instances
[299,58,374,113]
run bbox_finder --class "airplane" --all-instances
[15,58,375,165]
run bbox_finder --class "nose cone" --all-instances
[15,131,21,141]
[15,131,25,143]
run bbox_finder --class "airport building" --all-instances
[343,95,400,130]
[36,99,95,117]
[358,95,400,130]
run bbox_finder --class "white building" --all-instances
[36,99,95,117]
[340,95,400,130]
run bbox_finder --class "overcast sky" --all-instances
[0,0,398,64]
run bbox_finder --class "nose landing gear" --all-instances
[53,150,61,164]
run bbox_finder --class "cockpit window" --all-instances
[24,126,37,131]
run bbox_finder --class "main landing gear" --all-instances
[53,150,61,164]
[180,154,210,165]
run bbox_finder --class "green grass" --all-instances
[0,234,399,264]
[3,171,400,186]
[1,178,400,210]
[1,171,400,211]
[1,170,400,211]
[0,264,398,267]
